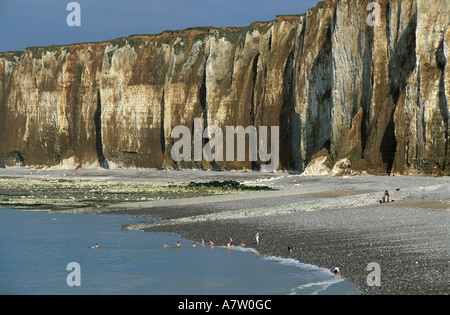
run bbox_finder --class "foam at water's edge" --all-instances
[227,246,357,295]
[288,279,344,295]
[226,245,334,274]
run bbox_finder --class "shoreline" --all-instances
[1,168,448,295]
[115,173,449,295]
[137,204,449,295]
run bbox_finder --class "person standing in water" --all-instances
[254,230,259,245]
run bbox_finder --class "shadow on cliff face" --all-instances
[380,118,397,174]
[281,25,332,171]
[384,12,417,174]
[388,13,417,106]
[279,50,300,171]
[95,89,108,169]
[360,13,375,153]
[6,151,25,167]
[436,38,449,172]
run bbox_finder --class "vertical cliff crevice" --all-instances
[250,53,260,127]
[381,114,398,174]
[268,33,273,52]
[438,72,448,171]
[94,89,107,168]
[250,53,260,170]
[436,38,448,171]
[199,57,208,136]
[160,89,166,155]
[360,18,375,153]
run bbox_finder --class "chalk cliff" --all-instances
[0,0,448,174]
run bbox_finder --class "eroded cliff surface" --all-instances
[0,0,448,174]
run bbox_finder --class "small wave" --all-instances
[229,246,259,255]
[216,245,261,256]
[226,248,336,278]
[262,255,328,272]
[289,279,344,295]
[219,246,349,295]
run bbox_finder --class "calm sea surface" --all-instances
[0,208,360,295]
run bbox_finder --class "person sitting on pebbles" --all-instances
[384,190,390,203]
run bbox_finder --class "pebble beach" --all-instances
[120,172,450,295]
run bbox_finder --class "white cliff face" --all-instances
[392,0,449,174]
[0,0,448,175]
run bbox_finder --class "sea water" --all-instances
[0,208,361,295]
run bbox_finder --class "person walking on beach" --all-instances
[201,238,205,248]
[254,230,259,245]
[209,239,214,248]
[227,237,234,249]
